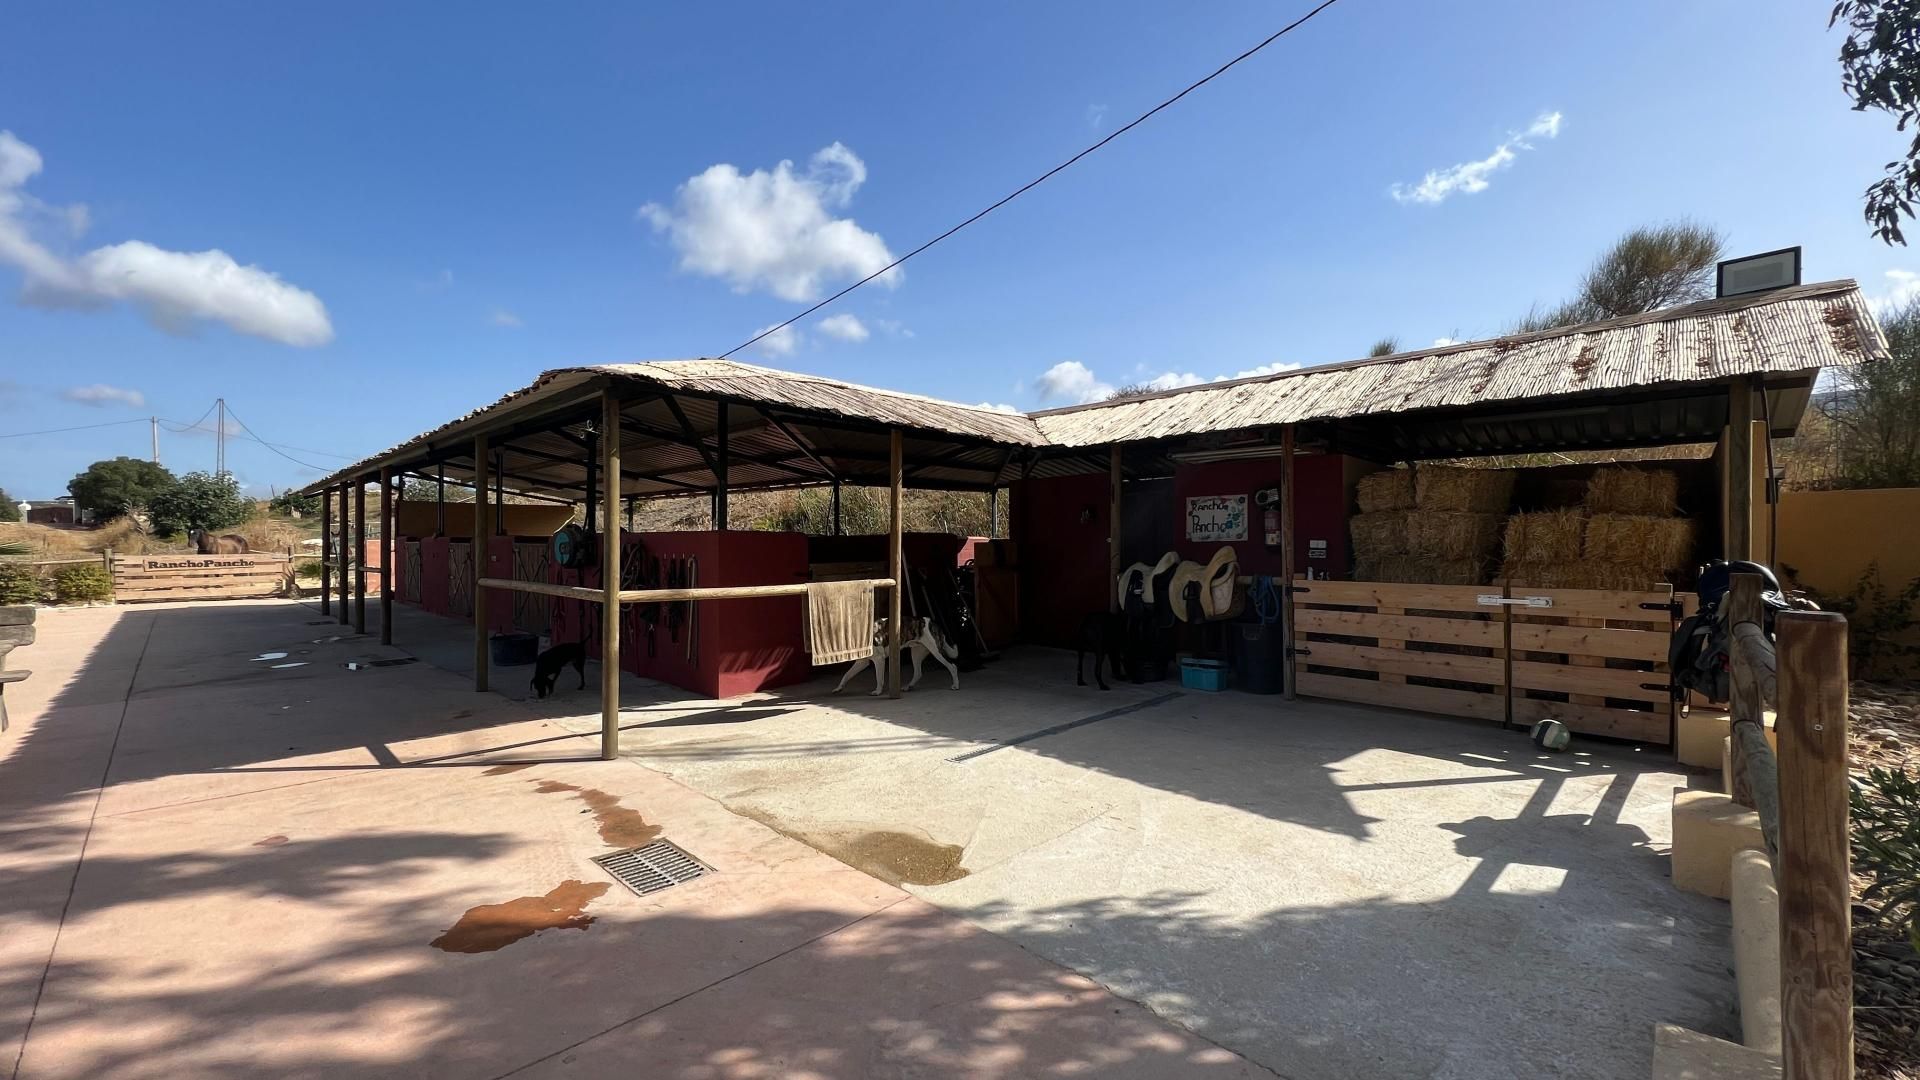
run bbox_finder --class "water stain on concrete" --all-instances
[739,809,969,887]
[253,835,289,847]
[430,880,610,953]
[482,763,534,776]
[531,781,662,849]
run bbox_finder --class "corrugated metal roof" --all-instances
[302,279,1883,495]
[1031,279,1886,446]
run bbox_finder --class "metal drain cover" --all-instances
[592,840,710,897]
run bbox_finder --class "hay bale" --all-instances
[1501,509,1586,565]
[1583,514,1696,570]
[1349,511,1409,557]
[1500,560,1671,591]
[1584,467,1680,515]
[1356,469,1415,512]
[1405,511,1503,560]
[1357,554,1486,585]
[1414,466,1515,512]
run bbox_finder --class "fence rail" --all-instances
[1723,572,1853,1080]
[110,553,294,602]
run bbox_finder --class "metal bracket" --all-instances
[1639,600,1684,615]
[1477,595,1553,608]
[1287,646,1312,657]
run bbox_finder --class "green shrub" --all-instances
[51,564,114,604]
[0,563,43,605]
[295,559,326,579]
[1853,765,1920,952]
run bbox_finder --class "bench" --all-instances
[0,604,34,733]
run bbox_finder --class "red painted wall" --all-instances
[1011,474,1111,648]
[1170,454,1350,576]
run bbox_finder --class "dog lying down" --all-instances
[834,617,961,696]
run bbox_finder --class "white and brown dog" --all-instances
[833,617,960,696]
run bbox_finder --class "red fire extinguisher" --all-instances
[1256,487,1281,549]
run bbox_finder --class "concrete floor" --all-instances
[381,598,1737,1080]
[0,601,1266,1080]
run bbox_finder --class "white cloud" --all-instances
[1087,104,1108,129]
[638,142,898,302]
[1036,360,1113,404]
[0,131,333,346]
[489,308,523,328]
[872,317,914,339]
[1868,269,1920,316]
[1224,361,1301,380]
[751,322,800,358]
[973,401,1021,414]
[1432,337,1462,347]
[1391,111,1563,205]
[816,312,869,342]
[62,383,145,408]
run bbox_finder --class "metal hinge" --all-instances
[1288,646,1312,657]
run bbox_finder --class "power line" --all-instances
[720,0,1346,358]
[0,417,152,439]
[215,404,336,472]
[158,401,216,434]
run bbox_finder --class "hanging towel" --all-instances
[806,579,875,666]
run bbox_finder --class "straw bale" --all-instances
[1349,512,1409,557]
[1414,466,1515,512]
[1356,469,1416,512]
[1583,514,1696,570]
[1357,554,1488,586]
[1405,511,1503,560]
[1584,467,1680,515]
[1501,509,1586,565]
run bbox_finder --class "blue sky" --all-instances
[0,0,1908,499]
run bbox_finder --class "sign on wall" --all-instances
[1186,494,1247,543]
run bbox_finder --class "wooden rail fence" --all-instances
[1723,573,1855,1080]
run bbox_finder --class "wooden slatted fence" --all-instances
[111,554,294,603]
[1292,577,1681,744]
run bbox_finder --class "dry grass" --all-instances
[1348,511,1409,557]
[0,519,171,555]
[233,518,305,553]
[1585,466,1680,515]
[1355,469,1416,512]
[1502,509,1587,564]
[1414,466,1515,512]
[1584,514,1696,570]
[1356,554,1488,586]
[1404,511,1503,560]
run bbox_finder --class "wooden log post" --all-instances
[888,429,903,700]
[600,391,622,759]
[714,401,729,530]
[320,487,332,615]
[1108,445,1122,614]
[472,434,489,692]
[1728,572,1763,807]
[1775,610,1852,1080]
[1280,424,1297,700]
[831,480,842,537]
[336,485,351,625]
[353,479,367,634]
[1727,377,1755,562]
[379,466,394,646]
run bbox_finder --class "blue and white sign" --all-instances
[1186,494,1247,543]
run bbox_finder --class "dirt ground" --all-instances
[1849,681,1920,1080]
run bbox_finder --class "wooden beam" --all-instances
[336,485,350,625]
[1775,610,1852,1080]
[319,486,332,615]
[1280,424,1297,700]
[889,429,903,699]
[659,395,723,483]
[714,401,729,529]
[1727,377,1755,561]
[756,405,836,479]
[601,390,623,760]
[379,467,394,646]
[481,577,897,603]
[354,480,368,634]
[472,434,489,693]
[831,480,843,536]
[1108,446,1122,613]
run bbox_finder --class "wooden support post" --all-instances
[888,429,903,699]
[319,488,332,615]
[379,467,394,646]
[336,485,350,625]
[1727,573,1764,807]
[1753,417,1774,570]
[831,481,842,536]
[1727,377,1755,561]
[1775,611,1852,1080]
[472,434,489,692]
[1108,445,1122,613]
[436,465,446,536]
[989,488,1000,538]
[1279,424,1297,699]
[353,480,367,634]
[600,391,622,759]
[494,451,505,536]
[714,402,729,530]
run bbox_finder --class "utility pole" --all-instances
[150,416,159,464]
[215,398,227,476]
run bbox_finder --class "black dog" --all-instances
[1075,612,1134,691]
[530,642,587,699]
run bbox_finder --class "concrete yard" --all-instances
[3,598,1736,1079]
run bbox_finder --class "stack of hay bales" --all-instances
[1499,467,1695,590]
[1350,469,1414,582]
[1354,466,1512,585]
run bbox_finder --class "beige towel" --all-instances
[806,580,875,666]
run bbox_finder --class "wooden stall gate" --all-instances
[112,553,294,603]
[1292,578,1679,745]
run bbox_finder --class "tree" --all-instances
[1368,337,1398,357]
[268,490,319,517]
[0,488,19,522]
[1513,221,1724,332]
[1808,296,1920,487]
[1834,0,1920,244]
[147,471,253,537]
[68,457,176,521]
[1105,383,1159,401]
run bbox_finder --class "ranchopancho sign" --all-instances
[1186,494,1247,543]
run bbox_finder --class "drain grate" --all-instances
[592,840,710,897]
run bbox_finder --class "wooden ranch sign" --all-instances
[1186,494,1248,543]
[112,553,294,603]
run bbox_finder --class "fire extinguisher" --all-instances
[1255,487,1281,549]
